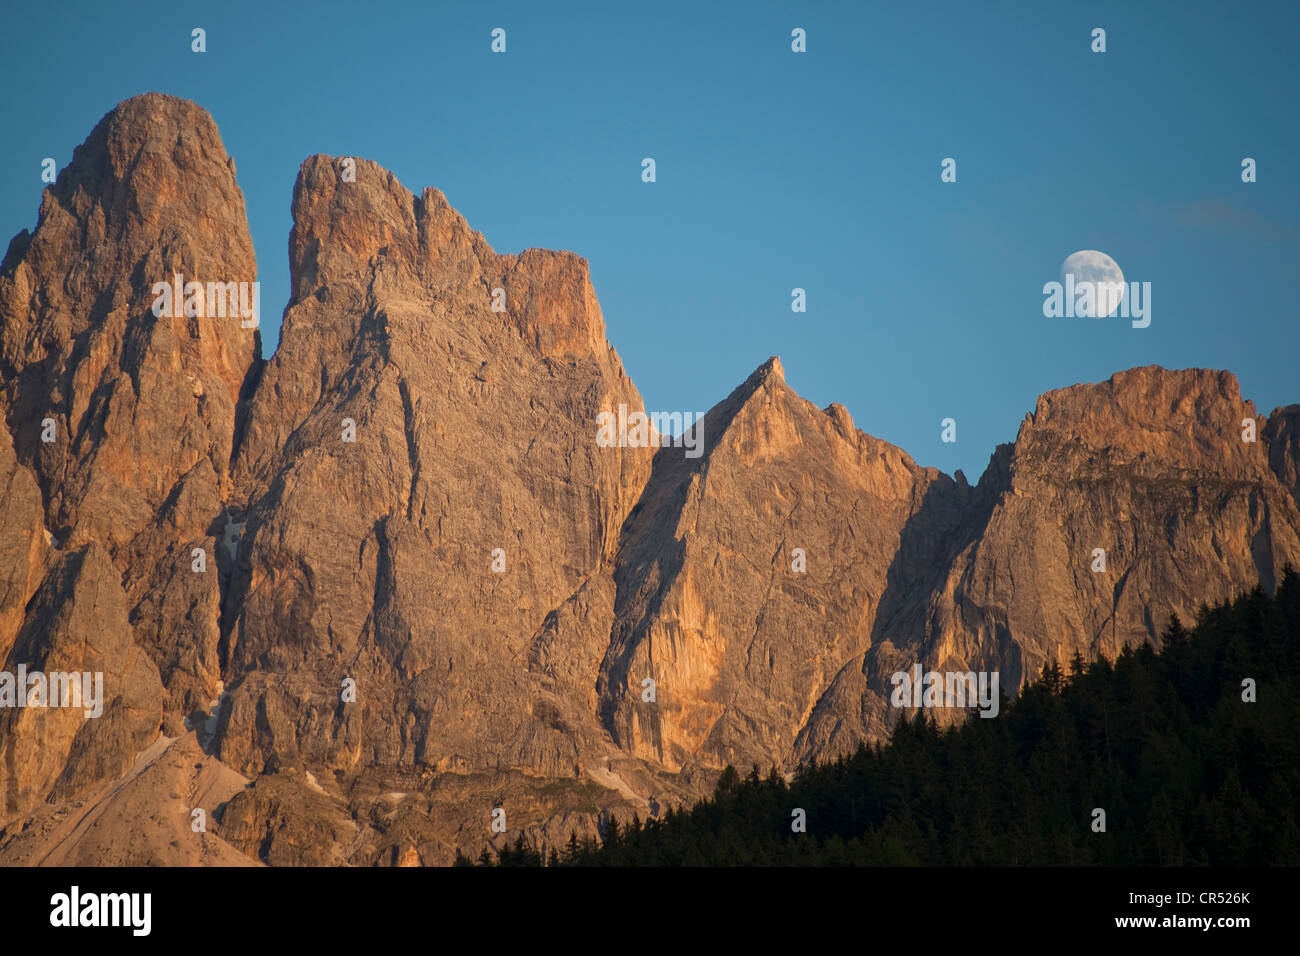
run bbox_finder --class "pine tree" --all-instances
[715,765,740,797]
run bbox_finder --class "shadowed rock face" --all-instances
[0,424,47,654]
[1266,404,1300,509]
[1,93,1298,864]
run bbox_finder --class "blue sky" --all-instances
[2,0,1296,479]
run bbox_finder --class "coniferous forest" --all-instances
[463,570,1300,866]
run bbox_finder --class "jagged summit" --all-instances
[1015,365,1269,481]
[751,354,784,383]
[0,91,260,808]
[285,152,609,355]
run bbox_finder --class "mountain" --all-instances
[549,575,1300,866]
[0,94,257,827]
[1,93,1297,865]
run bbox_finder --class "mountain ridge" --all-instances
[1,92,1297,865]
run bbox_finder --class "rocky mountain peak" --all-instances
[1,95,1297,866]
[1012,365,1268,481]
[0,92,259,788]
[1,91,258,548]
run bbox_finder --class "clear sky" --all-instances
[2,0,1296,479]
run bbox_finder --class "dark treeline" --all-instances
[461,570,1300,866]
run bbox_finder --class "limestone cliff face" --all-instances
[597,362,1300,770]
[793,367,1300,763]
[0,93,259,820]
[597,357,957,773]
[0,544,163,817]
[918,367,1300,676]
[1,93,1297,864]
[218,154,654,787]
[0,93,258,556]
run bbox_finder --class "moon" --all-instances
[1061,250,1125,318]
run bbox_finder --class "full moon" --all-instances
[1061,250,1125,318]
